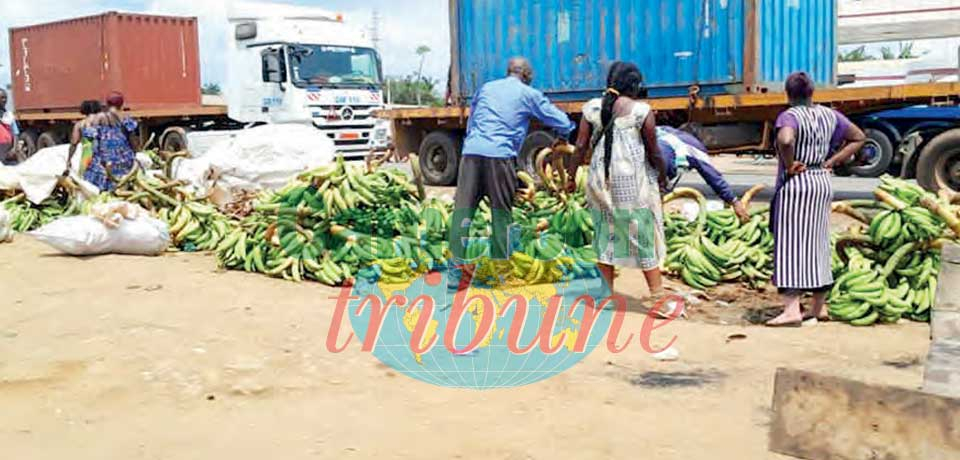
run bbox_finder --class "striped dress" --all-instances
[772,104,849,292]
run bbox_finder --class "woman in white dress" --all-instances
[575,61,668,294]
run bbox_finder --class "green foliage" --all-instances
[898,42,919,59]
[386,75,441,107]
[839,46,875,62]
[201,83,222,95]
[880,46,896,60]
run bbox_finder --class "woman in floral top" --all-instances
[82,92,138,191]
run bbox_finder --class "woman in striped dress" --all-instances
[766,72,865,327]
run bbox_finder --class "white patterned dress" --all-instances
[583,98,666,270]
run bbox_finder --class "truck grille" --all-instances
[309,104,378,124]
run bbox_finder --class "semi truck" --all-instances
[9,7,391,159]
[380,0,960,192]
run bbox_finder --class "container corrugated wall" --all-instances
[107,14,201,110]
[451,0,836,102]
[756,0,836,89]
[9,12,201,112]
[9,15,107,111]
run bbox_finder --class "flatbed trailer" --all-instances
[15,103,233,154]
[379,81,960,191]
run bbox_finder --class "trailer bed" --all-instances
[379,82,960,158]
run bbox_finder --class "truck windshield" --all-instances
[288,45,382,88]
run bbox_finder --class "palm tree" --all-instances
[415,45,431,106]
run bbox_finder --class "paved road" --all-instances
[676,173,882,201]
[391,157,888,201]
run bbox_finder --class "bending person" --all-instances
[657,126,750,222]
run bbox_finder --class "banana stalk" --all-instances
[831,202,870,224]
[408,153,427,201]
[741,184,765,208]
[875,189,908,211]
[919,195,960,237]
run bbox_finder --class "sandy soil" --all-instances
[0,237,930,460]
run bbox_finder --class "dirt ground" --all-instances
[0,236,931,460]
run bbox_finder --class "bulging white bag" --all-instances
[0,208,13,243]
[30,214,170,256]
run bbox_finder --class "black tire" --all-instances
[849,128,894,178]
[419,131,461,186]
[18,130,38,159]
[916,129,960,193]
[37,131,64,150]
[833,163,853,177]
[161,127,189,152]
[518,130,556,179]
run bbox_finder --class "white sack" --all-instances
[2,144,99,204]
[171,124,337,197]
[0,209,13,243]
[30,214,170,256]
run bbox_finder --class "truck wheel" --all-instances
[37,131,64,150]
[849,129,893,178]
[18,130,39,159]
[161,127,189,153]
[916,129,960,193]
[419,131,461,186]
[519,131,556,179]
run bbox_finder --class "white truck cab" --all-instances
[225,4,389,156]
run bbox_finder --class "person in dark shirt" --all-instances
[656,126,749,222]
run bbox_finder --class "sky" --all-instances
[0,0,450,89]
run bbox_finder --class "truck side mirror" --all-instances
[261,48,286,84]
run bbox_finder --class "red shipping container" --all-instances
[9,12,201,112]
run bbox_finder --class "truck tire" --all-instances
[419,131,461,186]
[37,131,64,150]
[161,127,189,153]
[519,130,556,179]
[849,128,893,178]
[18,130,39,159]
[916,129,960,193]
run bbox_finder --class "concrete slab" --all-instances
[770,368,960,460]
[932,310,960,344]
[941,244,960,266]
[924,340,960,398]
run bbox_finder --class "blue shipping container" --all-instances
[449,0,836,102]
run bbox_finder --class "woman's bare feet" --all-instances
[765,311,804,327]
[767,294,804,327]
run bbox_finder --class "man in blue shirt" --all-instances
[450,57,575,289]
[657,126,749,222]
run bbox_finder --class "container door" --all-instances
[638,0,745,96]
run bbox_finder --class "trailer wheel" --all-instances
[419,131,461,186]
[849,129,893,178]
[37,131,64,150]
[519,131,556,179]
[17,130,39,159]
[916,129,960,193]
[161,127,189,153]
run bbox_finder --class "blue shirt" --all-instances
[657,126,737,204]
[462,76,575,159]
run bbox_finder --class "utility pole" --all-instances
[369,10,382,52]
[370,10,386,105]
